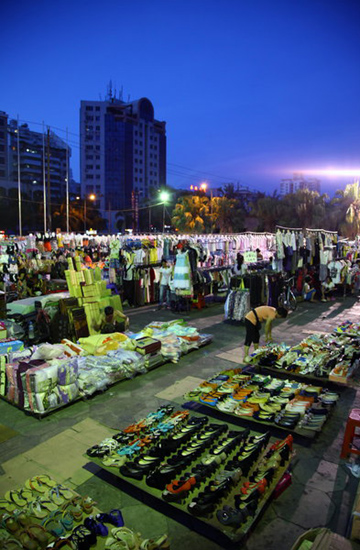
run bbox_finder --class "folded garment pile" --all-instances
[0,320,212,416]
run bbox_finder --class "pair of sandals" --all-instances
[87,438,119,458]
[105,527,140,550]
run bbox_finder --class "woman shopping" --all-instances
[243,305,288,363]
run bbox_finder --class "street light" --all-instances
[159,191,170,233]
[84,193,96,232]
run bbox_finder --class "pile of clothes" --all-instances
[1,320,212,415]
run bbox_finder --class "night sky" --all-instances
[1,0,360,196]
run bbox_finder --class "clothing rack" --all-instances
[133,263,162,269]
[276,225,303,232]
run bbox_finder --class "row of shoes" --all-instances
[86,406,194,471]
[120,418,222,483]
[86,405,187,459]
[161,429,252,504]
[0,476,99,550]
[187,431,271,518]
[198,371,338,433]
[216,435,293,528]
[53,520,169,550]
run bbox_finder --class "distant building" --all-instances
[0,111,8,181]
[79,95,166,217]
[0,114,71,204]
[280,173,321,196]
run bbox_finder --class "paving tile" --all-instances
[244,517,305,550]
[155,376,205,400]
[307,459,348,493]
[122,503,168,540]
[274,484,336,528]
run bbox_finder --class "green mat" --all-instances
[0,424,18,443]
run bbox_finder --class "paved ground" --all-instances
[1,296,360,549]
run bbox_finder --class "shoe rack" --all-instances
[84,409,293,547]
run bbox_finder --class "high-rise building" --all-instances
[0,111,8,181]
[1,117,71,204]
[79,96,166,216]
[280,173,320,196]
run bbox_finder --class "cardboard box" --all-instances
[292,528,358,550]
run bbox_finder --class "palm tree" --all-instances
[250,193,281,231]
[52,201,85,232]
[171,195,210,233]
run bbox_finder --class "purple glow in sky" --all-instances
[1,0,360,196]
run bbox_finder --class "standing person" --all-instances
[232,253,247,276]
[243,305,288,362]
[158,259,173,309]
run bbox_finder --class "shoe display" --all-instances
[184,368,338,436]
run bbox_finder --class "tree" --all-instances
[53,200,107,232]
[171,195,210,233]
[211,197,247,233]
[335,181,360,238]
[249,193,281,231]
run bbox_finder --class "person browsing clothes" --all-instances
[243,305,288,363]
[158,259,173,309]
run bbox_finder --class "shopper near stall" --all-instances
[303,275,317,302]
[243,305,288,362]
[232,253,247,276]
[321,276,336,302]
[158,259,173,309]
[93,306,129,334]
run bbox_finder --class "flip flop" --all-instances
[0,499,16,513]
[111,527,141,550]
[5,489,32,508]
[25,475,56,493]
[48,485,74,506]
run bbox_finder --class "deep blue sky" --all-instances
[1,0,360,195]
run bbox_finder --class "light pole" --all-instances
[83,193,96,233]
[159,191,170,232]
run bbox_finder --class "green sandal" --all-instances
[111,527,141,550]
[4,489,32,508]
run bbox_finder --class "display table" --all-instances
[85,410,293,547]
[6,291,70,315]
[182,370,339,441]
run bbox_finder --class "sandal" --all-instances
[1,539,24,550]
[103,455,128,467]
[1,514,20,534]
[25,524,49,546]
[25,475,56,494]
[111,527,141,550]
[0,500,16,513]
[70,495,95,515]
[139,535,170,550]
[29,497,57,519]
[48,485,74,506]
[17,529,38,550]
[5,489,32,508]
[105,537,128,549]
[62,500,83,521]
